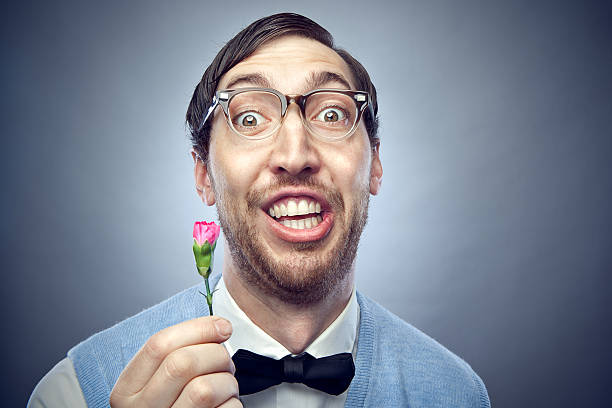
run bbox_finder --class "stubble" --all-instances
[213,173,370,305]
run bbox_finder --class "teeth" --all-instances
[268,198,324,221]
[279,215,323,229]
[287,200,298,216]
[308,201,315,213]
[297,199,309,215]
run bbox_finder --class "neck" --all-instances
[223,259,354,355]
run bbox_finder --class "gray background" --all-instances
[2,1,611,406]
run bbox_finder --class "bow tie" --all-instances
[232,349,355,396]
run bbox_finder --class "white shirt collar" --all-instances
[213,275,359,360]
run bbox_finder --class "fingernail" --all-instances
[214,318,232,337]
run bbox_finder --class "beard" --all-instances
[213,173,370,305]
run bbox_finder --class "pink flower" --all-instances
[193,221,221,247]
[192,221,221,315]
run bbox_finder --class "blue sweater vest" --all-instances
[69,273,490,407]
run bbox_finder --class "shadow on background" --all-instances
[2,1,611,406]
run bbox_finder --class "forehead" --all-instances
[217,35,356,93]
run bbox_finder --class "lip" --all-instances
[264,210,334,242]
[261,187,334,243]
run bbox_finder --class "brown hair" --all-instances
[186,13,379,162]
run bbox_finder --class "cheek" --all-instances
[209,129,269,197]
[326,138,372,194]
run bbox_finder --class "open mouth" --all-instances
[266,196,324,230]
[262,192,334,242]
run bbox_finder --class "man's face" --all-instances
[195,36,382,304]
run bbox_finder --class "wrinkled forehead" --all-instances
[217,36,357,94]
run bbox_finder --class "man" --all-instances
[29,13,490,408]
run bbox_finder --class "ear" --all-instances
[191,150,216,206]
[369,142,383,195]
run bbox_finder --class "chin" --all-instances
[236,237,354,305]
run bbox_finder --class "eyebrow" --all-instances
[225,73,271,90]
[305,71,352,90]
[223,71,352,92]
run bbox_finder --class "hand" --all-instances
[110,316,242,408]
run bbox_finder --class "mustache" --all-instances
[246,174,345,212]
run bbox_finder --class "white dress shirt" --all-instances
[214,277,360,408]
[28,277,359,408]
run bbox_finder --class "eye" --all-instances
[233,111,266,127]
[315,107,346,123]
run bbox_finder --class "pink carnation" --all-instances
[193,221,221,247]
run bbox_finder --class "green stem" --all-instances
[204,277,213,315]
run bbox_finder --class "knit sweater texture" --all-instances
[68,273,490,407]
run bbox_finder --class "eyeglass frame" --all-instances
[197,87,375,141]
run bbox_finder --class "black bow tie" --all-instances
[232,349,355,396]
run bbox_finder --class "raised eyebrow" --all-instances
[306,71,352,91]
[224,73,271,89]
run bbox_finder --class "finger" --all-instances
[112,316,232,397]
[217,397,243,408]
[139,343,234,408]
[171,372,239,408]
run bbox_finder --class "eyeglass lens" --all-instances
[227,90,358,139]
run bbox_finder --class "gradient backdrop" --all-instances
[2,1,611,406]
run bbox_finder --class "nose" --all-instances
[268,104,321,177]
